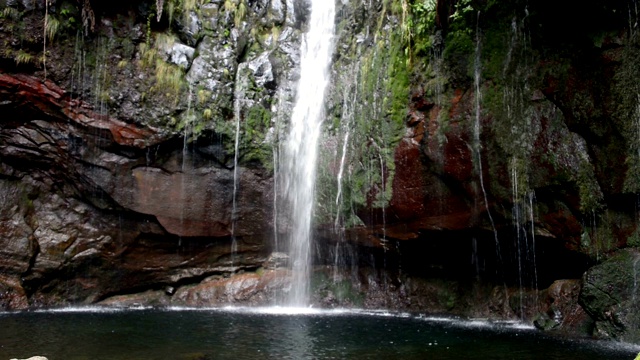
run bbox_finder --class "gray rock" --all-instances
[264,252,289,269]
[176,10,202,46]
[285,0,296,26]
[269,0,286,25]
[200,3,220,31]
[160,42,196,70]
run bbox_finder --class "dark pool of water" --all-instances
[0,307,637,360]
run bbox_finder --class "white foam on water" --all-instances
[31,306,130,313]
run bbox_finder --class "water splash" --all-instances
[281,0,336,306]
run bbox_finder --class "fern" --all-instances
[224,0,236,13]
[1,7,20,20]
[15,50,34,65]
[155,59,184,97]
[183,0,197,13]
[138,42,158,68]
[45,14,60,41]
[155,32,176,49]
[234,0,246,27]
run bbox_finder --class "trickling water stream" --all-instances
[472,12,499,250]
[231,81,242,266]
[281,0,336,306]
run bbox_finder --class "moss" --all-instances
[316,14,409,225]
[577,161,604,213]
[581,215,618,259]
[606,34,640,193]
[154,59,185,99]
[627,226,640,248]
[197,88,212,104]
[311,272,365,306]
[240,104,273,167]
[255,267,265,276]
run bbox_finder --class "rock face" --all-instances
[1,0,640,344]
[580,249,640,343]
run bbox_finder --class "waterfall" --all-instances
[281,0,336,306]
[473,12,499,249]
[178,86,194,248]
[230,88,241,267]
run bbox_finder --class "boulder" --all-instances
[580,249,640,342]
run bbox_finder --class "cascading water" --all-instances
[281,0,336,306]
[178,86,194,248]
[332,96,351,282]
[472,12,499,249]
[503,10,540,318]
[230,85,242,266]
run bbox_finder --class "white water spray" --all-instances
[281,0,336,306]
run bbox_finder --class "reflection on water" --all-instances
[0,308,637,360]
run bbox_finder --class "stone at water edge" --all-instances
[10,357,48,360]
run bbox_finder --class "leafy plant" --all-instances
[197,89,212,104]
[234,0,246,27]
[14,50,34,65]
[224,0,236,13]
[155,59,185,97]
[45,14,60,41]
[138,42,159,68]
[1,7,21,20]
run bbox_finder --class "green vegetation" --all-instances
[316,3,411,225]
[312,271,365,306]
[627,226,640,248]
[577,161,604,213]
[240,104,273,165]
[1,7,21,20]
[14,50,35,65]
[137,33,186,103]
[580,213,618,260]
[45,14,61,41]
[222,0,247,28]
[154,59,185,98]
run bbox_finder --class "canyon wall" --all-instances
[1,0,640,342]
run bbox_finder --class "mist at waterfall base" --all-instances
[1,308,636,360]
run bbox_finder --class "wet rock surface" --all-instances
[580,249,640,342]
